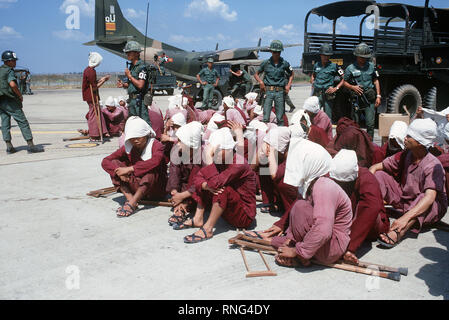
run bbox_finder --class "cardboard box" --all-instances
[378,113,410,137]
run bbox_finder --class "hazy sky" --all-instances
[0,0,447,74]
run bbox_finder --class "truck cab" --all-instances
[302,0,449,119]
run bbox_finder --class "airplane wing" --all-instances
[227,43,303,53]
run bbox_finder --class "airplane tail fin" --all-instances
[86,0,183,52]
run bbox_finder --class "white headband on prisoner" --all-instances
[207,113,225,131]
[290,109,311,127]
[105,96,116,107]
[263,127,291,153]
[253,105,263,116]
[172,112,187,127]
[208,127,236,150]
[406,118,437,148]
[303,96,320,114]
[223,96,235,109]
[88,52,103,68]
[124,117,157,161]
[284,139,332,198]
[329,149,359,182]
[388,121,408,150]
[245,92,258,101]
[176,121,203,149]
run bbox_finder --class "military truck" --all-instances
[151,69,177,96]
[302,0,449,118]
[187,60,262,109]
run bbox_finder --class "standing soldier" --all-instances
[117,41,152,126]
[196,58,220,110]
[254,40,293,126]
[343,43,381,140]
[0,50,43,154]
[311,43,344,123]
[230,65,252,97]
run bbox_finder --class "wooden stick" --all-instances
[232,239,277,253]
[139,200,173,207]
[312,260,401,282]
[353,260,408,276]
[63,136,91,142]
[258,250,272,271]
[94,90,104,144]
[246,271,277,278]
[89,84,103,143]
[239,247,250,272]
[87,187,117,198]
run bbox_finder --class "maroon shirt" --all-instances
[308,125,330,149]
[334,125,375,168]
[166,163,202,194]
[273,161,299,230]
[102,140,166,178]
[82,67,98,103]
[194,156,257,219]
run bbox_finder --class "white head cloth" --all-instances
[88,52,103,68]
[406,118,437,148]
[291,109,311,127]
[118,96,126,103]
[444,122,449,142]
[105,96,115,107]
[284,138,332,198]
[176,121,203,149]
[329,149,359,182]
[207,113,225,131]
[245,92,258,101]
[303,96,320,114]
[172,112,187,127]
[223,96,235,109]
[289,124,307,140]
[263,127,291,153]
[168,94,184,110]
[389,121,408,150]
[124,116,156,161]
[208,127,236,150]
[253,104,263,116]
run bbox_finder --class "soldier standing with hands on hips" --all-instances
[343,43,381,140]
[196,58,220,110]
[311,43,344,123]
[117,41,152,126]
[0,50,43,154]
[254,40,294,126]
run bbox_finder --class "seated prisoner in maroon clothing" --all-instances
[303,96,333,141]
[272,139,352,267]
[372,121,408,165]
[371,119,448,248]
[330,150,389,264]
[101,117,167,218]
[180,126,257,244]
[166,121,204,226]
[101,97,125,136]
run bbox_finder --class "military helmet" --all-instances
[269,40,284,52]
[2,50,18,62]
[207,57,214,63]
[319,43,333,56]
[123,41,143,53]
[354,43,372,58]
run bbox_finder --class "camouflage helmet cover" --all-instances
[270,40,284,52]
[2,50,18,62]
[354,43,372,58]
[123,41,143,53]
[207,57,214,63]
[319,43,333,56]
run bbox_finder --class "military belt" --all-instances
[129,93,141,99]
[266,86,284,92]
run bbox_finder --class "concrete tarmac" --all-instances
[0,87,448,299]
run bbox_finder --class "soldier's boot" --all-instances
[5,141,16,154]
[26,140,44,154]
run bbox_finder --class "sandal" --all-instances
[260,204,279,214]
[117,202,137,218]
[184,227,213,244]
[173,218,202,230]
[243,231,264,240]
[377,230,401,249]
[168,214,187,226]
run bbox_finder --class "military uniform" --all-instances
[313,61,339,120]
[0,64,33,143]
[231,69,252,97]
[123,41,152,126]
[258,56,292,126]
[198,63,219,110]
[344,61,378,138]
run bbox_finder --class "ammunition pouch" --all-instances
[364,88,376,103]
[313,88,336,101]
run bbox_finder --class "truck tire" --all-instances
[211,90,223,110]
[423,87,437,111]
[166,89,174,96]
[387,84,422,118]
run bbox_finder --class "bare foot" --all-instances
[343,251,359,265]
[379,230,401,246]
